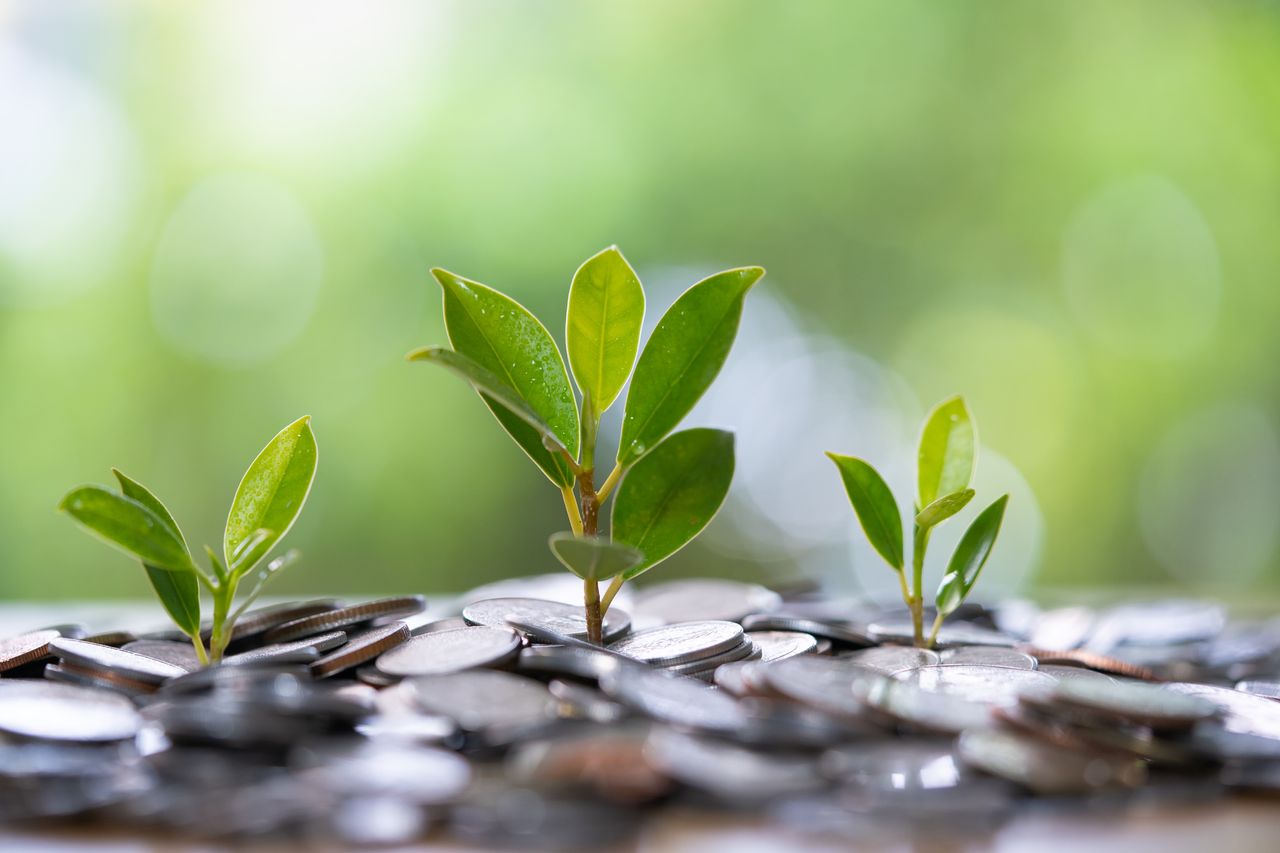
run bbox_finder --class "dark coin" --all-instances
[0,629,60,672]
[957,728,1146,795]
[462,597,630,643]
[548,680,629,724]
[375,626,521,677]
[606,621,744,666]
[219,598,343,643]
[44,662,160,698]
[598,664,750,735]
[0,681,142,742]
[406,670,555,737]
[265,596,425,644]
[310,622,411,678]
[633,579,781,624]
[746,631,817,662]
[49,637,187,684]
[516,644,622,682]
[82,629,137,647]
[222,630,347,667]
[763,656,885,721]
[645,727,823,801]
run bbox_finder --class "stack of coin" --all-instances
[606,620,758,680]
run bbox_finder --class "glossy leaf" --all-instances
[617,267,763,465]
[935,494,1009,616]
[407,346,571,457]
[915,488,975,531]
[548,532,643,582]
[435,268,580,480]
[826,453,904,571]
[917,395,975,509]
[224,416,318,575]
[611,428,735,580]
[59,486,195,573]
[566,246,645,414]
[112,470,201,636]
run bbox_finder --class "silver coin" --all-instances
[49,637,187,684]
[1087,599,1225,651]
[0,681,141,742]
[633,579,781,625]
[1164,681,1280,740]
[547,680,629,724]
[667,639,759,675]
[222,630,347,667]
[867,619,1017,649]
[121,640,203,672]
[741,613,875,647]
[821,740,966,790]
[1036,664,1116,683]
[1027,606,1096,650]
[311,623,411,679]
[746,631,817,662]
[606,621,744,666]
[375,626,521,677]
[764,656,886,720]
[861,678,992,735]
[599,664,750,735]
[294,739,471,803]
[218,599,343,643]
[1053,679,1219,730]
[516,645,622,682]
[1234,680,1280,700]
[840,645,939,676]
[897,665,1056,708]
[460,572,636,613]
[44,663,158,698]
[0,629,61,672]
[265,596,425,644]
[957,728,1146,795]
[712,661,757,697]
[405,614,469,636]
[644,727,823,800]
[462,597,631,643]
[356,713,458,744]
[407,670,555,734]
[941,646,1037,670]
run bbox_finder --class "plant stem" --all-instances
[561,486,584,536]
[189,632,210,667]
[207,580,237,662]
[926,611,945,648]
[910,523,930,648]
[583,576,603,645]
[600,574,624,616]
[895,568,911,609]
[597,463,624,502]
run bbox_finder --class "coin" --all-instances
[867,619,1017,649]
[598,664,751,735]
[940,646,1037,670]
[897,665,1057,708]
[645,727,823,800]
[375,625,521,677]
[548,679,630,724]
[957,728,1146,795]
[406,670,555,737]
[746,631,817,662]
[741,613,875,647]
[222,630,347,667]
[310,622,411,678]
[0,629,60,672]
[821,739,966,789]
[1036,664,1117,683]
[763,656,886,721]
[1051,679,1219,730]
[1234,680,1280,700]
[860,678,992,735]
[633,579,781,624]
[121,640,203,671]
[264,596,425,644]
[606,621,744,666]
[667,639,759,676]
[45,662,160,698]
[1164,681,1280,740]
[1021,646,1157,680]
[220,599,343,643]
[50,637,187,684]
[0,681,142,742]
[516,644,623,682]
[462,597,630,643]
[839,645,939,676]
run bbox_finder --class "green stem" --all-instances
[910,523,930,648]
[189,632,210,667]
[601,574,624,616]
[561,486,584,536]
[596,463,624,503]
[926,611,945,648]
[208,580,237,663]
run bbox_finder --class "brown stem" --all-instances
[576,467,603,644]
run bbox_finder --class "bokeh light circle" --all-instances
[1062,175,1221,359]
[1139,403,1280,589]
[149,172,324,366]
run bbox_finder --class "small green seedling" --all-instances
[828,396,1008,648]
[59,417,318,664]
[410,247,761,643]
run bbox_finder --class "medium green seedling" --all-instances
[58,417,318,664]
[410,247,761,643]
[828,396,1009,648]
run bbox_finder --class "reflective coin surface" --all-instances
[0,681,142,742]
[606,621,744,666]
[375,625,521,677]
[463,597,631,642]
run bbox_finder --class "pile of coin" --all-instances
[2,579,1280,846]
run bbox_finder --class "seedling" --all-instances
[828,396,1009,648]
[410,247,761,643]
[58,417,318,664]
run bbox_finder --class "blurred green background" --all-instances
[2,0,1278,603]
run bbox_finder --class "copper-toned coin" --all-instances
[0,629,60,672]
[49,637,187,685]
[310,622,411,678]
[265,597,425,644]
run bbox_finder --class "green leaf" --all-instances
[825,453,904,571]
[434,268,580,481]
[917,395,975,509]
[915,489,975,531]
[935,494,1009,616]
[224,416,318,575]
[566,246,645,414]
[611,428,735,580]
[548,532,643,582]
[111,470,201,637]
[59,486,195,573]
[617,266,763,466]
[407,346,573,459]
